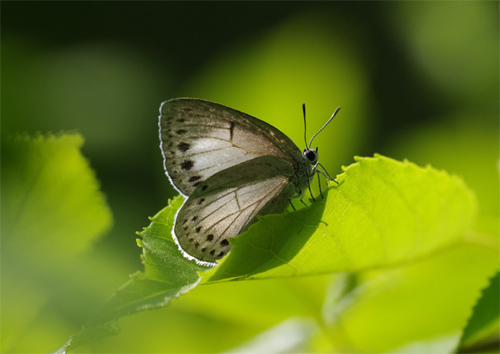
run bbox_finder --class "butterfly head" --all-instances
[303,147,318,165]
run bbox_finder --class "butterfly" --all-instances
[159,98,340,266]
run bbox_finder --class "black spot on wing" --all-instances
[178,142,190,152]
[189,176,201,182]
[181,160,194,170]
[229,122,235,141]
[197,198,205,205]
[176,129,187,135]
[220,239,229,247]
[206,234,214,241]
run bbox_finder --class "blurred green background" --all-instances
[2,2,498,353]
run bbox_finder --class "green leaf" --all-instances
[2,134,112,259]
[318,236,499,353]
[1,134,112,353]
[91,195,209,323]
[60,196,210,351]
[203,155,477,281]
[459,271,500,352]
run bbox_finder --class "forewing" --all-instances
[159,98,303,196]
[173,156,297,265]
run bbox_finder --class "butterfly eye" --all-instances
[303,148,318,164]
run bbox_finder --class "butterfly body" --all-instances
[159,98,329,266]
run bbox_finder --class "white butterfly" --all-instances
[159,98,340,266]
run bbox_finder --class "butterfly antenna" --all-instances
[302,103,308,148]
[308,106,341,148]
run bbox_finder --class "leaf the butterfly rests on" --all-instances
[159,98,338,266]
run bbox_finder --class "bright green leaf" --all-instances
[90,195,208,323]
[94,197,207,320]
[1,133,112,353]
[60,196,210,351]
[203,155,477,281]
[2,134,112,259]
[459,271,500,352]
[320,237,499,353]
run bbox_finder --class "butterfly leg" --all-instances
[306,171,316,203]
[298,190,309,207]
[315,162,335,181]
[317,169,324,199]
[315,162,338,185]
[290,190,309,207]
[313,163,338,199]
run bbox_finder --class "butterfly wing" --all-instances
[159,98,303,196]
[173,155,297,265]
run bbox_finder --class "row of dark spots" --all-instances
[169,159,193,174]
[187,232,230,247]
[203,234,230,247]
[162,114,186,122]
[162,121,186,136]
[162,125,187,150]
[162,127,187,139]
[183,216,198,226]
[211,249,225,258]
[189,175,202,188]
[186,235,226,258]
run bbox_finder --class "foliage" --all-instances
[1,134,112,353]
[2,2,498,353]
[4,134,494,353]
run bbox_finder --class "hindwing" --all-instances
[173,156,297,265]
